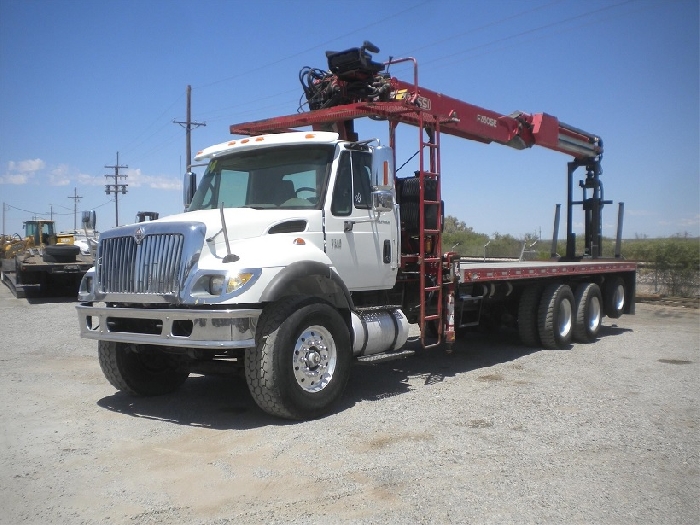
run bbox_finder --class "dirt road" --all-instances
[0,284,698,524]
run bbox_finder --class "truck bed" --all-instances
[459,258,636,283]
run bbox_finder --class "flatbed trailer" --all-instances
[458,259,636,284]
[2,220,94,298]
[453,259,635,338]
[2,253,93,298]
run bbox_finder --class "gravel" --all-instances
[0,283,698,524]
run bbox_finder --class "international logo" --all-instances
[134,226,146,245]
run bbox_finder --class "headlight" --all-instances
[209,275,225,295]
[191,269,261,299]
[78,268,96,302]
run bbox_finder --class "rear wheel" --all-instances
[604,276,626,319]
[245,297,351,420]
[518,285,543,346]
[573,283,603,343]
[98,341,190,396]
[537,283,574,349]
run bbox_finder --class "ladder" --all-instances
[417,117,443,348]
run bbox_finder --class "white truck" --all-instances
[77,44,635,419]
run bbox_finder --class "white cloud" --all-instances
[76,172,106,187]
[49,165,71,186]
[679,214,700,227]
[1,158,47,185]
[8,158,45,173]
[0,173,31,184]
[126,168,180,191]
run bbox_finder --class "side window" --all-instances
[331,150,373,216]
[351,151,372,209]
[331,152,352,216]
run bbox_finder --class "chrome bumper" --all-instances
[76,304,261,349]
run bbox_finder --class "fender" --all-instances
[260,260,353,310]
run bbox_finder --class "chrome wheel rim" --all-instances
[613,284,625,310]
[558,299,573,338]
[589,296,602,332]
[293,325,337,393]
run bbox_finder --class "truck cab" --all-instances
[188,131,399,292]
[77,131,410,419]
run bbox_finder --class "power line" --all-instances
[67,187,82,230]
[399,0,566,58]
[421,0,637,71]
[173,85,206,171]
[104,152,128,227]
[5,199,113,218]
[193,0,433,90]
[119,92,185,154]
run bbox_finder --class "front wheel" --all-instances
[245,298,352,420]
[98,341,190,396]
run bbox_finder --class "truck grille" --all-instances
[98,234,185,294]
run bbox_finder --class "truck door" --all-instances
[323,149,398,291]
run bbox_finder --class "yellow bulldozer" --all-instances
[1,220,93,298]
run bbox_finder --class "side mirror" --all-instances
[183,171,197,208]
[372,190,394,212]
[371,145,395,189]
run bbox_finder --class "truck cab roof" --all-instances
[194,131,340,162]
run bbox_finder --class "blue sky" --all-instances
[1,0,698,241]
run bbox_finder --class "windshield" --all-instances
[188,145,334,211]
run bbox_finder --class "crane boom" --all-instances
[228,91,601,159]
[229,56,601,160]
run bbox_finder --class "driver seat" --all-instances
[272,180,295,205]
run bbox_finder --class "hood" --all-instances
[156,208,317,242]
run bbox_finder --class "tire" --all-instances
[604,276,626,319]
[398,177,438,202]
[43,244,80,263]
[98,341,190,396]
[518,285,543,347]
[537,283,574,349]
[245,297,352,420]
[573,283,603,343]
[401,202,439,234]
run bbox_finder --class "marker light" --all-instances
[227,272,255,293]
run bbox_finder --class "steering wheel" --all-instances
[295,186,315,195]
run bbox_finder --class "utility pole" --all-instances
[104,152,128,227]
[67,187,82,230]
[173,85,206,172]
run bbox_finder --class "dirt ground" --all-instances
[0,283,698,524]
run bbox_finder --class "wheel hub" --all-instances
[293,326,337,393]
[305,350,322,367]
